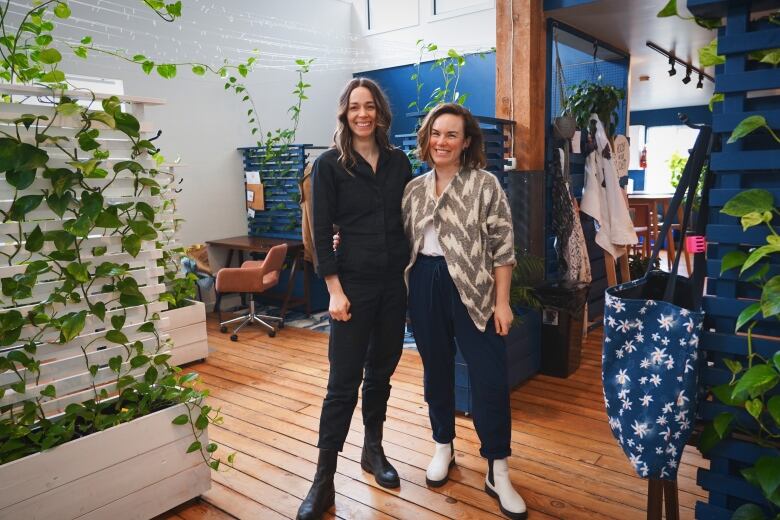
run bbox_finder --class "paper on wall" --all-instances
[245,171,261,184]
[246,190,254,202]
[248,208,255,218]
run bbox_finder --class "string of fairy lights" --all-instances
[3,0,494,73]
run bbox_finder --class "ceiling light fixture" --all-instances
[696,73,704,89]
[668,56,677,76]
[682,66,692,84]
[646,41,714,84]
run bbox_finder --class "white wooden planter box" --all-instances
[161,299,209,366]
[0,402,211,520]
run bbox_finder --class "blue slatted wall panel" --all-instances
[685,1,780,517]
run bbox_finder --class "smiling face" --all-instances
[347,86,377,140]
[428,113,471,170]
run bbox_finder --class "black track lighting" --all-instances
[668,56,676,76]
[682,66,692,84]
[647,41,714,85]
[696,73,704,89]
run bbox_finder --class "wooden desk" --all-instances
[627,192,690,273]
[206,235,311,318]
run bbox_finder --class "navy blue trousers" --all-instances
[317,275,406,451]
[408,255,511,459]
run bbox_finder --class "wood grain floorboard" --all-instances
[158,316,706,519]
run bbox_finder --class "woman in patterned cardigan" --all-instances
[402,103,527,520]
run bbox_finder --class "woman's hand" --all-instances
[332,232,340,251]
[494,301,513,336]
[329,290,352,321]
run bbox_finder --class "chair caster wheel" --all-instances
[268,330,276,338]
[230,334,238,342]
[220,326,227,333]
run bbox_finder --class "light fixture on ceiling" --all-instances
[682,66,692,84]
[647,41,714,85]
[668,56,677,76]
[696,73,704,89]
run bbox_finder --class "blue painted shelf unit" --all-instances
[685,1,780,518]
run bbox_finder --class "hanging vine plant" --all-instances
[566,80,625,138]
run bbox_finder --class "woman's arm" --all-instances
[485,175,516,336]
[312,157,351,321]
[493,264,513,336]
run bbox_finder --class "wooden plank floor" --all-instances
[157,315,707,520]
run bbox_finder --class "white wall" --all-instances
[35,0,353,246]
[349,0,496,70]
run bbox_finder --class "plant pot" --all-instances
[0,402,210,519]
[160,299,209,365]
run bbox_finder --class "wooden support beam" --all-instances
[496,0,547,257]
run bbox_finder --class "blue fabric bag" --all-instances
[602,122,712,480]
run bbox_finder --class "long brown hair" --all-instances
[333,77,393,168]
[416,103,486,170]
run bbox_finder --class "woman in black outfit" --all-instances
[296,78,412,520]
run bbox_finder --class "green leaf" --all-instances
[195,414,208,430]
[729,115,769,144]
[206,442,217,453]
[154,354,171,365]
[46,192,73,217]
[73,46,87,59]
[128,220,157,241]
[59,310,86,343]
[111,314,126,331]
[733,364,780,400]
[40,384,56,398]
[114,112,140,137]
[172,414,189,425]
[37,48,62,64]
[24,225,44,253]
[35,34,53,46]
[135,201,155,222]
[708,93,724,111]
[91,301,106,322]
[41,70,65,83]
[156,64,177,79]
[6,169,36,190]
[65,262,90,283]
[122,234,142,257]
[108,355,122,373]
[130,355,149,368]
[713,412,734,438]
[713,383,747,406]
[721,189,774,217]
[759,49,780,66]
[724,358,743,375]
[698,423,720,454]
[731,503,766,520]
[186,441,202,453]
[745,398,763,419]
[81,36,92,45]
[62,214,91,237]
[144,365,158,384]
[54,3,71,18]
[105,330,128,344]
[721,251,747,274]
[775,351,780,372]
[89,364,98,377]
[755,456,780,498]
[699,39,725,67]
[768,395,780,427]
[9,195,44,221]
[142,60,154,74]
[227,452,236,464]
[760,276,780,319]
[95,208,122,228]
[89,111,115,128]
[742,244,780,274]
[137,322,155,333]
[92,246,107,257]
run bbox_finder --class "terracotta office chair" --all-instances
[215,243,288,340]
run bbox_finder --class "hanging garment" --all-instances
[579,115,637,259]
[299,162,316,264]
[552,148,591,283]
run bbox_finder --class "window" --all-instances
[366,0,418,33]
[643,125,698,193]
[433,0,492,15]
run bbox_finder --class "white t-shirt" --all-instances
[420,221,444,256]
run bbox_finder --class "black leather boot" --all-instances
[296,448,337,520]
[361,423,400,488]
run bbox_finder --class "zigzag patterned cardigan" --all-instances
[402,167,516,332]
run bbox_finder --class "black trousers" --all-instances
[408,255,511,460]
[317,275,407,451]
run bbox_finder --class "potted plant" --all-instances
[0,2,234,517]
[567,79,626,138]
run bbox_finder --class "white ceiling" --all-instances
[547,0,718,111]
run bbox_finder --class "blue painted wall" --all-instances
[355,52,496,145]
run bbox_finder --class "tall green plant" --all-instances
[0,0,232,471]
[698,189,780,520]
[408,40,470,114]
[566,80,625,137]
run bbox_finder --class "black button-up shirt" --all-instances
[312,147,412,279]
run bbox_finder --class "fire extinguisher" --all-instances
[639,146,647,169]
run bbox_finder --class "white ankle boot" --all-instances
[425,441,455,487]
[484,458,527,520]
